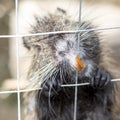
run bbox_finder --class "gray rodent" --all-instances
[23,8,119,120]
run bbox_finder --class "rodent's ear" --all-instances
[23,37,31,50]
[23,37,42,51]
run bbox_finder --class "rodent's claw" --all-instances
[90,68,111,89]
[41,75,61,97]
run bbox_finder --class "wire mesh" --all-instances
[0,0,120,120]
[1,26,120,38]
[15,0,21,119]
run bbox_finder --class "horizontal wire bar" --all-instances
[0,88,42,94]
[61,82,89,87]
[0,26,120,38]
[61,78,120,87]
[0,78,119,94]
[0,90,18,94]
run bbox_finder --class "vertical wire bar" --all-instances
[73,0,82,120]
[15,0,21,120]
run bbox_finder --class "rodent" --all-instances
[23,8,116,120]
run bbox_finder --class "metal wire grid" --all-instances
[0,0,120,120]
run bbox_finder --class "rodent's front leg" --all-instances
[90,68,112,88]
[41,71,62,97]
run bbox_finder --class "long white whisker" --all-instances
[48,79,57,117]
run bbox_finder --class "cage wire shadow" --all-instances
[0,0,120,120]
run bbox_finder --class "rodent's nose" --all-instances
[75,55,84,71]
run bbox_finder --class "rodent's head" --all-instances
[23,12,100,85]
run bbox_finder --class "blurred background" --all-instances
[0,0,120,120]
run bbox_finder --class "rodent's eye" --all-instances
[58,51,65,57]
[67,41,73,49]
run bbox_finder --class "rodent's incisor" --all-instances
[23,8,119,120]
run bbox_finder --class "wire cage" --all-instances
[0,0,120,120]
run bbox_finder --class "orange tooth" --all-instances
[75,55,84,71]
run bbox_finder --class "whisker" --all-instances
[28,63,52,80]
[48,80,57,117]
[40,67,57,84]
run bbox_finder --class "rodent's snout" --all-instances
[55,40,84,72]
[66,54,84,71]
[56,52,84,72]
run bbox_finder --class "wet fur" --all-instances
[23,9,115,120]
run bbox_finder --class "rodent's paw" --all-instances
[90,68,111,89]
[41,77,61,97]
